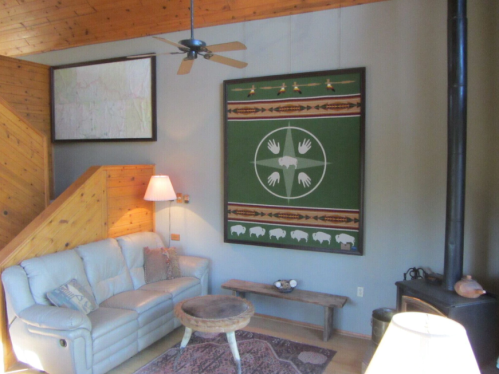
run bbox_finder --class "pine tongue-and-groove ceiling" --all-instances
[0,0,387,57]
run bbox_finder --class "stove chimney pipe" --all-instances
[443,0,467,291]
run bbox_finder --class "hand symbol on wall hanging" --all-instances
[267,139,280,154]
[298,172,312,188]
[298,139,312,154]
[268,172,280,186]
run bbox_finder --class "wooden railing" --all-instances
[0,97,49,251]
[0,164,155,371]
[0,56,52,198]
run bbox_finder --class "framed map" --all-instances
[224,68,365,255]
[50,56,156,142]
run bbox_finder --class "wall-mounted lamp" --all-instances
[365,312,480,374]
[144,175,176,202]
[144,175,176,245]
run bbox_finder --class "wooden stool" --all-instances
[174,295,255,374]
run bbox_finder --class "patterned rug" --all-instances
[134,330,336,374]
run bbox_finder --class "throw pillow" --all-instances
[46,279,98,314]
[144,247,168,283]
[164,247,181,280]
[144,247,181,283]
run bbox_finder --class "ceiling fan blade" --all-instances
[204,41,247,53]
[153,36,187,50]
[204,54,248,69]
[177,58,194,75]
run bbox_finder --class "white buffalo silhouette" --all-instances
[269,228,286,240]
[335,233,355,245]
[230,225,246,236]
[291,230,308,242]
[313,232,331,244]
[249,226,266,238]
[278,156,298,169]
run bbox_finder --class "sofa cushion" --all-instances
[47,279,98,314]
[140,277,200,298]
[76,238,133,305]
[88,306,138,341]
[100,289,172,318]
[21,250,93,306]
[100,289,173,335]
[88,306,138,364]
[116,232,164,289]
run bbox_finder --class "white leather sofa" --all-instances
[1,232,209,374]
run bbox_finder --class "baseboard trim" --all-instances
[254,313,371,340]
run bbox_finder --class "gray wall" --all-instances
[22,0,498,336]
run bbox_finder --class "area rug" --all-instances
[134,330,336,374]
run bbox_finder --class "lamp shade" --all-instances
[144,175,176,201]
[365,312,480,374]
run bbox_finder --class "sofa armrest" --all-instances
[178,256,209,279]
[11,317,93,373]
[178,256,209,295]
[18,305,91,331]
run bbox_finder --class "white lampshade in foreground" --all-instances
[144,175,176,201]
[365,312,479,374]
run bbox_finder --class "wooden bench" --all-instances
[221,279,348,341]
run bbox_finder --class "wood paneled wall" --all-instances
[0,164,155,371]
[0,56,52,196]
[0,96,49,250]
[0,0,389,57]
[107,165,155,238]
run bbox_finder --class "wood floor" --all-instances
[8,315,498,374]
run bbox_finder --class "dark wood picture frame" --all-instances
[223,68,365,255]
[50,56,157,142]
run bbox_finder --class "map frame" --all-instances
[50,55,157,142]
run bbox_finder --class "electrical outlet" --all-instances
[171,233,180,241]
[357,287,364,297]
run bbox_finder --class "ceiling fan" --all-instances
[129,0,248,75]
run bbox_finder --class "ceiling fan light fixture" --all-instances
[149,0,247,74]
[180,39,206,50]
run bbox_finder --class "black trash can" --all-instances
[371,308,396,345]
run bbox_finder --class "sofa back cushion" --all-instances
[76,238,133,304]
[116,232,164,289]
[20,250,93,306]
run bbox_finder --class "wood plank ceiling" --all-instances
[0,0,387,57]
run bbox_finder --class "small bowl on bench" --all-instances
[274,279,297,293]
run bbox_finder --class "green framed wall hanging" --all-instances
[224,68,365,255]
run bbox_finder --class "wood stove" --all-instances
[396,280,498,365]
[395,0,498,366]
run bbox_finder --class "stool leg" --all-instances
[175,327,193,370]
[226,331,241,374]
